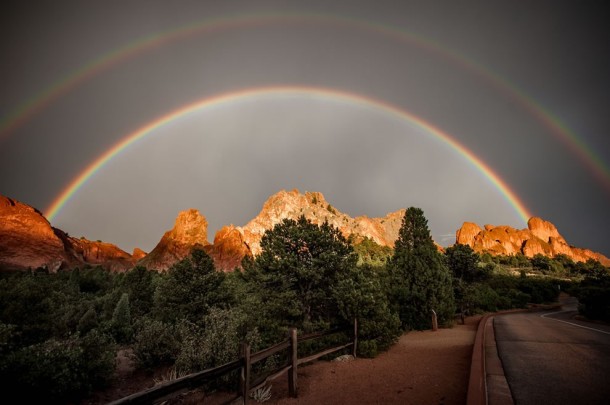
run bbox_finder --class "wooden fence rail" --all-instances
[109,319,357,405]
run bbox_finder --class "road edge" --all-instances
[466,313,491,405]
[467,309,533,405]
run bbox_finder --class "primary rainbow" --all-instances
[45,86,533,224]
[2,12,608,191]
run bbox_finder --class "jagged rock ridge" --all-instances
[138,209,210,271]
[139,189,405,271]
[0,195,135,272]
[237,189,405,256]
[455,217,610,266]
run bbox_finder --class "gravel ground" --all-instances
[84,315,480,405]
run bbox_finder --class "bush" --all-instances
[154,249,230,325]
[517,278,559,304]
[357,340,379,358]
[578,286,610,321]
[132,318,177,369]
[0,329,115,403]
[175,307,260,374]
[334,265,400,356]
[577,265,610,321]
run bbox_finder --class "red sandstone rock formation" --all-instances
[205,225,252,272]
[0,195,135,271]
[455,217,609,266]
[143,190,407,272]
[234,189,405,257]
[138,209,210,271]
[0,196,68,271]
[132,248,147,261]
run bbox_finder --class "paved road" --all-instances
[494,298,610,405]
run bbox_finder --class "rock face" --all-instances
[138,209,210,271]
[206,225,252,272]
[139,190,406,272]
[239,189,404,256]
[455,217,610,266]
[132,248,147,261]
[209,189,405,270]
[0,195,135,272]
[0,196,67,271]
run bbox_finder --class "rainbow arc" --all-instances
[45,86,533,224]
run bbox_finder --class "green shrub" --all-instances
[357,340,378,358]
[110,293,133,343]
[0,330,115,403]
[334,265,400,354]
[175,307,260,374]
[132,318,177,369]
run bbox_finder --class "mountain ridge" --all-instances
[1,191,608,271]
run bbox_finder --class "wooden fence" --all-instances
[109,319,357,405]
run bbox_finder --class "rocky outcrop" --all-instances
[455,217,610,266]
[132,248,147,261]
[67,235,135,272]
[138,190,406,272]
[0,196,68,271]
[0,195,135,272]
[205,225,252,272]
[234,189,404,257]
[138,209,210,271]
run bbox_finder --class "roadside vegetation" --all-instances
[0,208,607,402]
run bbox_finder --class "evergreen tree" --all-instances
[154,249,230,324]
[445,243,482,282]
[118,266,155,319]
[253,216,357,334]
[390,207,455,330]
[111,293,132,343]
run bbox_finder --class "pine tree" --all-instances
[111,293,132,343]
[254,216,356,332]
[391,207,454,330]
[154,248,230,324]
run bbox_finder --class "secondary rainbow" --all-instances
[2,12,608,191]
[45,86,533,223]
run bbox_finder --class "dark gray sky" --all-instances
[1,0,609,256]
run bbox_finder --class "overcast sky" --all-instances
[1,0,609,256]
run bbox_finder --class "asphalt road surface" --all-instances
[494,297,610,405]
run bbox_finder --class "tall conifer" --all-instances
[391,207,455,330]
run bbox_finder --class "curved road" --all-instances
[494,297,610,405]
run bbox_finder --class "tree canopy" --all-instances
[253,216,357,331]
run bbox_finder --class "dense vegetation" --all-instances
[1,209,607,403]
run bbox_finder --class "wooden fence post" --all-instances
[240,341,251,405]
[288,328,298,397]
[353,318,358,358]
[431,309,438,331]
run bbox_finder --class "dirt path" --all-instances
[85,315,480,404]
[262,315,479,405]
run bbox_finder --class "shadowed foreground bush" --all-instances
[0,329,115,403]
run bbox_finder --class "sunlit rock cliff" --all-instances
[139,190,405,271]
[236,189,405,257]
[455,217,610,266]
[0,195,135,271]
[138,209,210,271]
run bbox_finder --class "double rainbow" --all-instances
[2,12,608,191]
